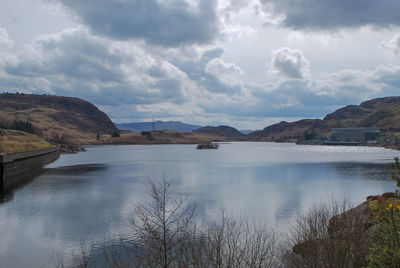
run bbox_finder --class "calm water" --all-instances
[0,142,399,267]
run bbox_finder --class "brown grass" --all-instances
[0,129,52,153]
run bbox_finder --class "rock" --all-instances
[60,144,86,154]
[367,192,396,203]
[328,202,375,240]
[196,143,219,149]
[291,194,396,267]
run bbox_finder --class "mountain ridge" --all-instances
[247,96,400,141]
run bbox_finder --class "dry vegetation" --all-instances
[0,129,52,153]
[0,93,117,143]
[87,130,233,145]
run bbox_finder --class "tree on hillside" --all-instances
[111,130,120,137]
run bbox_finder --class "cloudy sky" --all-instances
[1,0,400,129]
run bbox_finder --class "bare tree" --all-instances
[203,210,278,268]
[132,176,196,268]
[54,177,278,268]
[281,200,370,268]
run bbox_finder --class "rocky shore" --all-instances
[59,144,86,154]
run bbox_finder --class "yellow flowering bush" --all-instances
[368,202,400,267]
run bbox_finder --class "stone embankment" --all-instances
[0,146,60,192]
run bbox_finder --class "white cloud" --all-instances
[271,47,309,79]
[205,57,244,92]
[0,28,13,52]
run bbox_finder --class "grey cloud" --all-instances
[382,33,400,54]
[222,0,251,20]
[271,47,309,79]
[202,47,224,60]
[171,47,244,94]
[53,0,219,46]
[261,0,400,30]
[373,65,400,89]
[5,28,123,82]
[1,28,188,106]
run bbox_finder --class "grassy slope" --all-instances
[0,93,117,143]
[0,129,52,154]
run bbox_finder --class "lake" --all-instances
[0,142,399,267]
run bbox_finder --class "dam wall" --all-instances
[0,147,60,192]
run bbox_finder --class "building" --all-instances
[331,128,380,143]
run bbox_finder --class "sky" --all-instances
[1,0,400,130]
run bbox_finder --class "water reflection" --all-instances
[0,190,13,204]
[45,164,108,175]
[0,143,398,267]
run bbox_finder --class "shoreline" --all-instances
[1,146,60,192]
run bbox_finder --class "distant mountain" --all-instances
[116,121,202,132]
[0,93,118,141]
[247,96,400,142]
[239,130,254,135]
[193,125,245,140]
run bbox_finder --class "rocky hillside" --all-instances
[323,96,400,131]
[193,125,245,140]
[247,96,400,141]
[0,93,118,142]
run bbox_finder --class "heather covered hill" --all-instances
[246,119,326,142]
[323,96,400,131]
[0,93,118,142]
[193,125,245,140]
[247,96,400,142]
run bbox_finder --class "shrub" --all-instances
[111,130,120,137]
[392,157,400,197]
[281,200,370,268]
[368,203,400,267]
[140,131,153,141]
[0,119,35,134]
[49,134,71,145]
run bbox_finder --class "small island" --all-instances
[196,142,219,149]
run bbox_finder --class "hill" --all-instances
[193,125,245,140]
[0,93,118,142]
[0,129,52,153]
[116,121,202,132]
[323,97,400,131]
[247,96,400,142]
[246,119,326,142]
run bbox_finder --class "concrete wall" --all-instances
[0,147,60,192]
[331,128,380,143]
